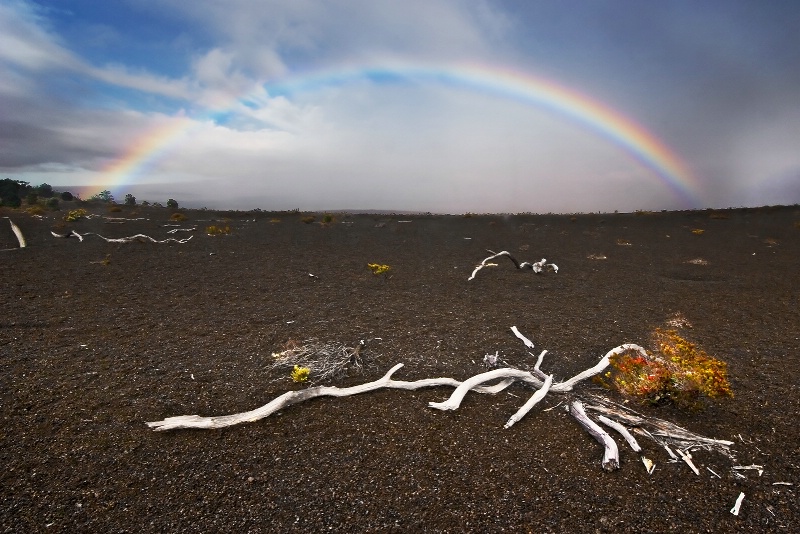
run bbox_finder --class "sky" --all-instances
[1,0,799,213]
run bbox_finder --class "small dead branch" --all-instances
[5,218,26,248]
[469,250,558,280]
[51,230,84,241]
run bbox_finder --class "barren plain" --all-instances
[1,205,798,532]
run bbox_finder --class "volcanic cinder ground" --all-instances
[1,204,798,532]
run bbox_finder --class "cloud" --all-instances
[2,0,799,211]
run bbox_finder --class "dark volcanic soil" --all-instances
[1,205,799,532]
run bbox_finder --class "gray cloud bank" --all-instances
[1,0,799,213]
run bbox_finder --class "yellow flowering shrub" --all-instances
[367,263,391,275]
[291,365,310,383]
[64,208,88,222]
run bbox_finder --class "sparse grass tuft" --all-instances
[26,205,45,216]
[170,212,188,222]
[301,216,315,224]
[691,228,705,235]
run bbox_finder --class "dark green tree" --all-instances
[26,192,38,205]
[166,198,179,208]
[60,191,74,201]
[91,190,114,203]
[124,193,136,206]
[0,179,27,207]
[36,183,54,197]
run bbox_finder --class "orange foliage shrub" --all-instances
[594,329,732,410]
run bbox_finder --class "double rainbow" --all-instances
[89,62,700,207]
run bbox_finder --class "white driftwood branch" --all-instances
[730,492,745,515]
[146,326,739,477]
[554,343,647,392]
[504,374,553,429]
[7,219,26,248]
[51,230,84,241]
[147,363,519,431]
[597,414,655,474]
[597,415,642,453]
[53,231,193,244]
[468,250,558,281]
[570,400,620,471]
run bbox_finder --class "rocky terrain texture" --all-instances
[1,204,798,532]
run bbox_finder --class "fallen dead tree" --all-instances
[469,250,558,281]
[146,326,736,475]
[52,230,192,244]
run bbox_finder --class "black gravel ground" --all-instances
[1,204,798,532]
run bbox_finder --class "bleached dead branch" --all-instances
[146,326,737,476]
[147,363,519,431]
[468,250,558,280]
[51,230,84,241]
[4,218,26,248]
[581,394,735,459]
[570,400,620,471]
[52,231,192,244]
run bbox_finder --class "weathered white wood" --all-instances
[504,374,553,429]
[583,395,734,457]
[428,368,544,411]
[54,231,193,244]
[597,415,642,452]
[148,363,520,431]
[7,219,26,247]
[730,492,745,515]
[569,400,620,471]
[468,250,558,280]
[677,448,700,475]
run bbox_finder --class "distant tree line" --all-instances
[0,179,178,210]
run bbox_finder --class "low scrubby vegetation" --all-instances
[594,329,733,410]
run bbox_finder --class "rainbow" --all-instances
[90,61,699,206]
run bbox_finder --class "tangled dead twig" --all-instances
[269,339,372,384]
